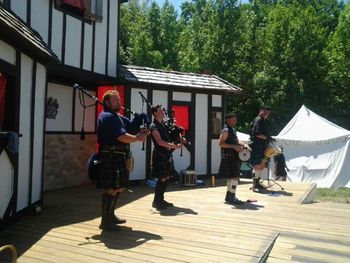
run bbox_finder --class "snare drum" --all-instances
[239,148,251,162]
[264,142,281,159]
[179,170,197,186]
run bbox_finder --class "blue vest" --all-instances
[222,125,238,154]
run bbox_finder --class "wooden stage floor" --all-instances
[1,179,350,262]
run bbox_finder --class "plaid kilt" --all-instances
[250,140,268,165]
[218,152,240,178]
[96,151,129,189]
[152,150,174,179]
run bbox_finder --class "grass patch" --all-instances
[315,187,350,204]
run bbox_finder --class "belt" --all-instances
[99,146,128,155]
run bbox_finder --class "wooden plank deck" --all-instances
[1,179,350,263]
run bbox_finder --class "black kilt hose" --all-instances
[152,149,174,179]
[96,151,129,190]
[218,152,241,179]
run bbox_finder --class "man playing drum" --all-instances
[249,105,272,192]
[219,113,251,205]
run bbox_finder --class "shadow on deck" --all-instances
[2,179,345,263]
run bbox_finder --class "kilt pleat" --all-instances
[218,153,240,178]
[96,152,129,189]
[151,150,174,179]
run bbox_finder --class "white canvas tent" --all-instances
[237,131,250,143]
[275,105,350,188]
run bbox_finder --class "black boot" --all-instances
[110,193,126,225]
[225,191,244,205]
[257,177,267,189]
[160,180,174,207]
[99,194,120,231]
[252,178,266,193]
[152,180,167,210]
[225,191,232,203]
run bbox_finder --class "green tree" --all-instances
[158,1,180,69]
[148,2,162,51]
[178,0,214,72]
[250,3,331,132]
[325,2,350,128]
[119,0,349,131]
[226,1,277,132]
[120,0,163,67]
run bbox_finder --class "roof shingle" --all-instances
[119,65,241,93]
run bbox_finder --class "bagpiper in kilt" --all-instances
[218,129,240,179]
[96,113,132,191]
[96,90,146,231]
[150,105,182,210]
[219,112,251,205]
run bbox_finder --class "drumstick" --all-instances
[247,199,258,203]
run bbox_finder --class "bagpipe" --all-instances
[73,84,150,140]
[138,92,190,156]
[120,107,150,136]
[73,84,150,181]
[74,83,190,181]
[162,107,189,156]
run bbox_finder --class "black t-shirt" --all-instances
[250,115,271,141]
[150,119,171,156]
[97,108,127,147]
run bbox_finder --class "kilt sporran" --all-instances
[126,151,134,173]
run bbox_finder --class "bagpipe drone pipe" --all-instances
[137,92,190,156]
[72,84,150,181]
[162,107,191,156]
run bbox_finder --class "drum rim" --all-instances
[239,149,251,161]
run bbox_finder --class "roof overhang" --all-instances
[0,4,59,64]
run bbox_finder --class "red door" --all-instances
[172,105,190,135]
